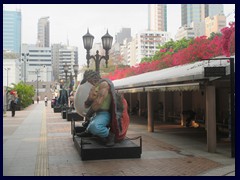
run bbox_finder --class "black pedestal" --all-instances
[74,136,142,161]
[54,107,61,113]
[67,111,83,121]
[61,110,66,119]
[72,126,86,135]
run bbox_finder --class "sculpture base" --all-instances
[74,136,142,161]
[54,107,61,113]
[67,111,83,121]
[61,110,66,119]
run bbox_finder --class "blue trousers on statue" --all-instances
[86,111,110,138]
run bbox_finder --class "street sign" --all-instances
[204,67,226,77]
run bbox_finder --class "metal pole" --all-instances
[45,67,49,82]
[6,70,8,112]
[6,69,8,109]
[75,74,77,89]
[22,53,28,83]
[230,58,235,157]
[65,72,67,87]
[4,68,10,113]
[37,75,39,98]
[69,73,73,92]
[7,69,8,111]
[24,60,26,83]
[95,51,100,73]
[36,69,39,100]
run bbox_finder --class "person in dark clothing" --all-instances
[57,85,68,107]
[182,110,196,127]
[132,100,139,115]
[10,99,16,117]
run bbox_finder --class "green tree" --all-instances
[208,32,222,40]
[9,81,35,108]
[142,38,194,63]
[141,56,152,63]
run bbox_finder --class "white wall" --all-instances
[3,59,21,87]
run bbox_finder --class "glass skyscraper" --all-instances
[3,9,22,54]
[181,4,224,26]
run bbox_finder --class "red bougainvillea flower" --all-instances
[104,22,235,80]
[160,48,166,52]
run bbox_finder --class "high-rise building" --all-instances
[148,4,167,31]
[206,4,224,17]
[135,30,171,64]
[181,4,224,27]
[115,28,132,45]
[37,17,50,47]
[59,46,78,80]
[205,14,226,38]
[51,44,62,81]
[175,26,195,41]
[51,44,78,81]
[21,44,52,82]
[3,9,21,54]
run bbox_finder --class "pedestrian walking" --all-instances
[10,99,16,117]
[44,95,48,106]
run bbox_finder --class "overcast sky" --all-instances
[3,4,235,66]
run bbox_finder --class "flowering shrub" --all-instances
[104,22,235,80]
[221,22,235,57]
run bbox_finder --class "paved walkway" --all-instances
[3,101,235,176]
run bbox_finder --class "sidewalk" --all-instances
[3,102,235,176]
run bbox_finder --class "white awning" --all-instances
[117,87,144,93]
[113,57,233,91]
[145,83,200,92]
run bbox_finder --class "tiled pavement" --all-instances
[3,102,235,176]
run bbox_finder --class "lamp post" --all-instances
[36,69,40,101]
[4,68,10,113]
[73,64,79,89]
[21,53,29,83]
[69,72,73,92]
[63,63,69,88]
[82,29,113,72]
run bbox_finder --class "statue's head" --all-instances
[81,70,101,85]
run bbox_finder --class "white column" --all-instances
[147,92,154,132]
[137,93,141,117]
[206,86,216,153]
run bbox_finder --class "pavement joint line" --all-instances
[34,106,49,176]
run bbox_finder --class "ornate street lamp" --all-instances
[64,63,68,86]
[82,29,113,72]
[21,53,29,83]
[4,68,10,113]
[35,69,40,101]
[69,72,73,92]
[73,64,79,89]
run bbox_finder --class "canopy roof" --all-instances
[113,56,234,92]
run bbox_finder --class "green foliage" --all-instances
[141,38,194,63]
[141,56,152,63]
[9,81,35,108]
[208,32,222,40]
